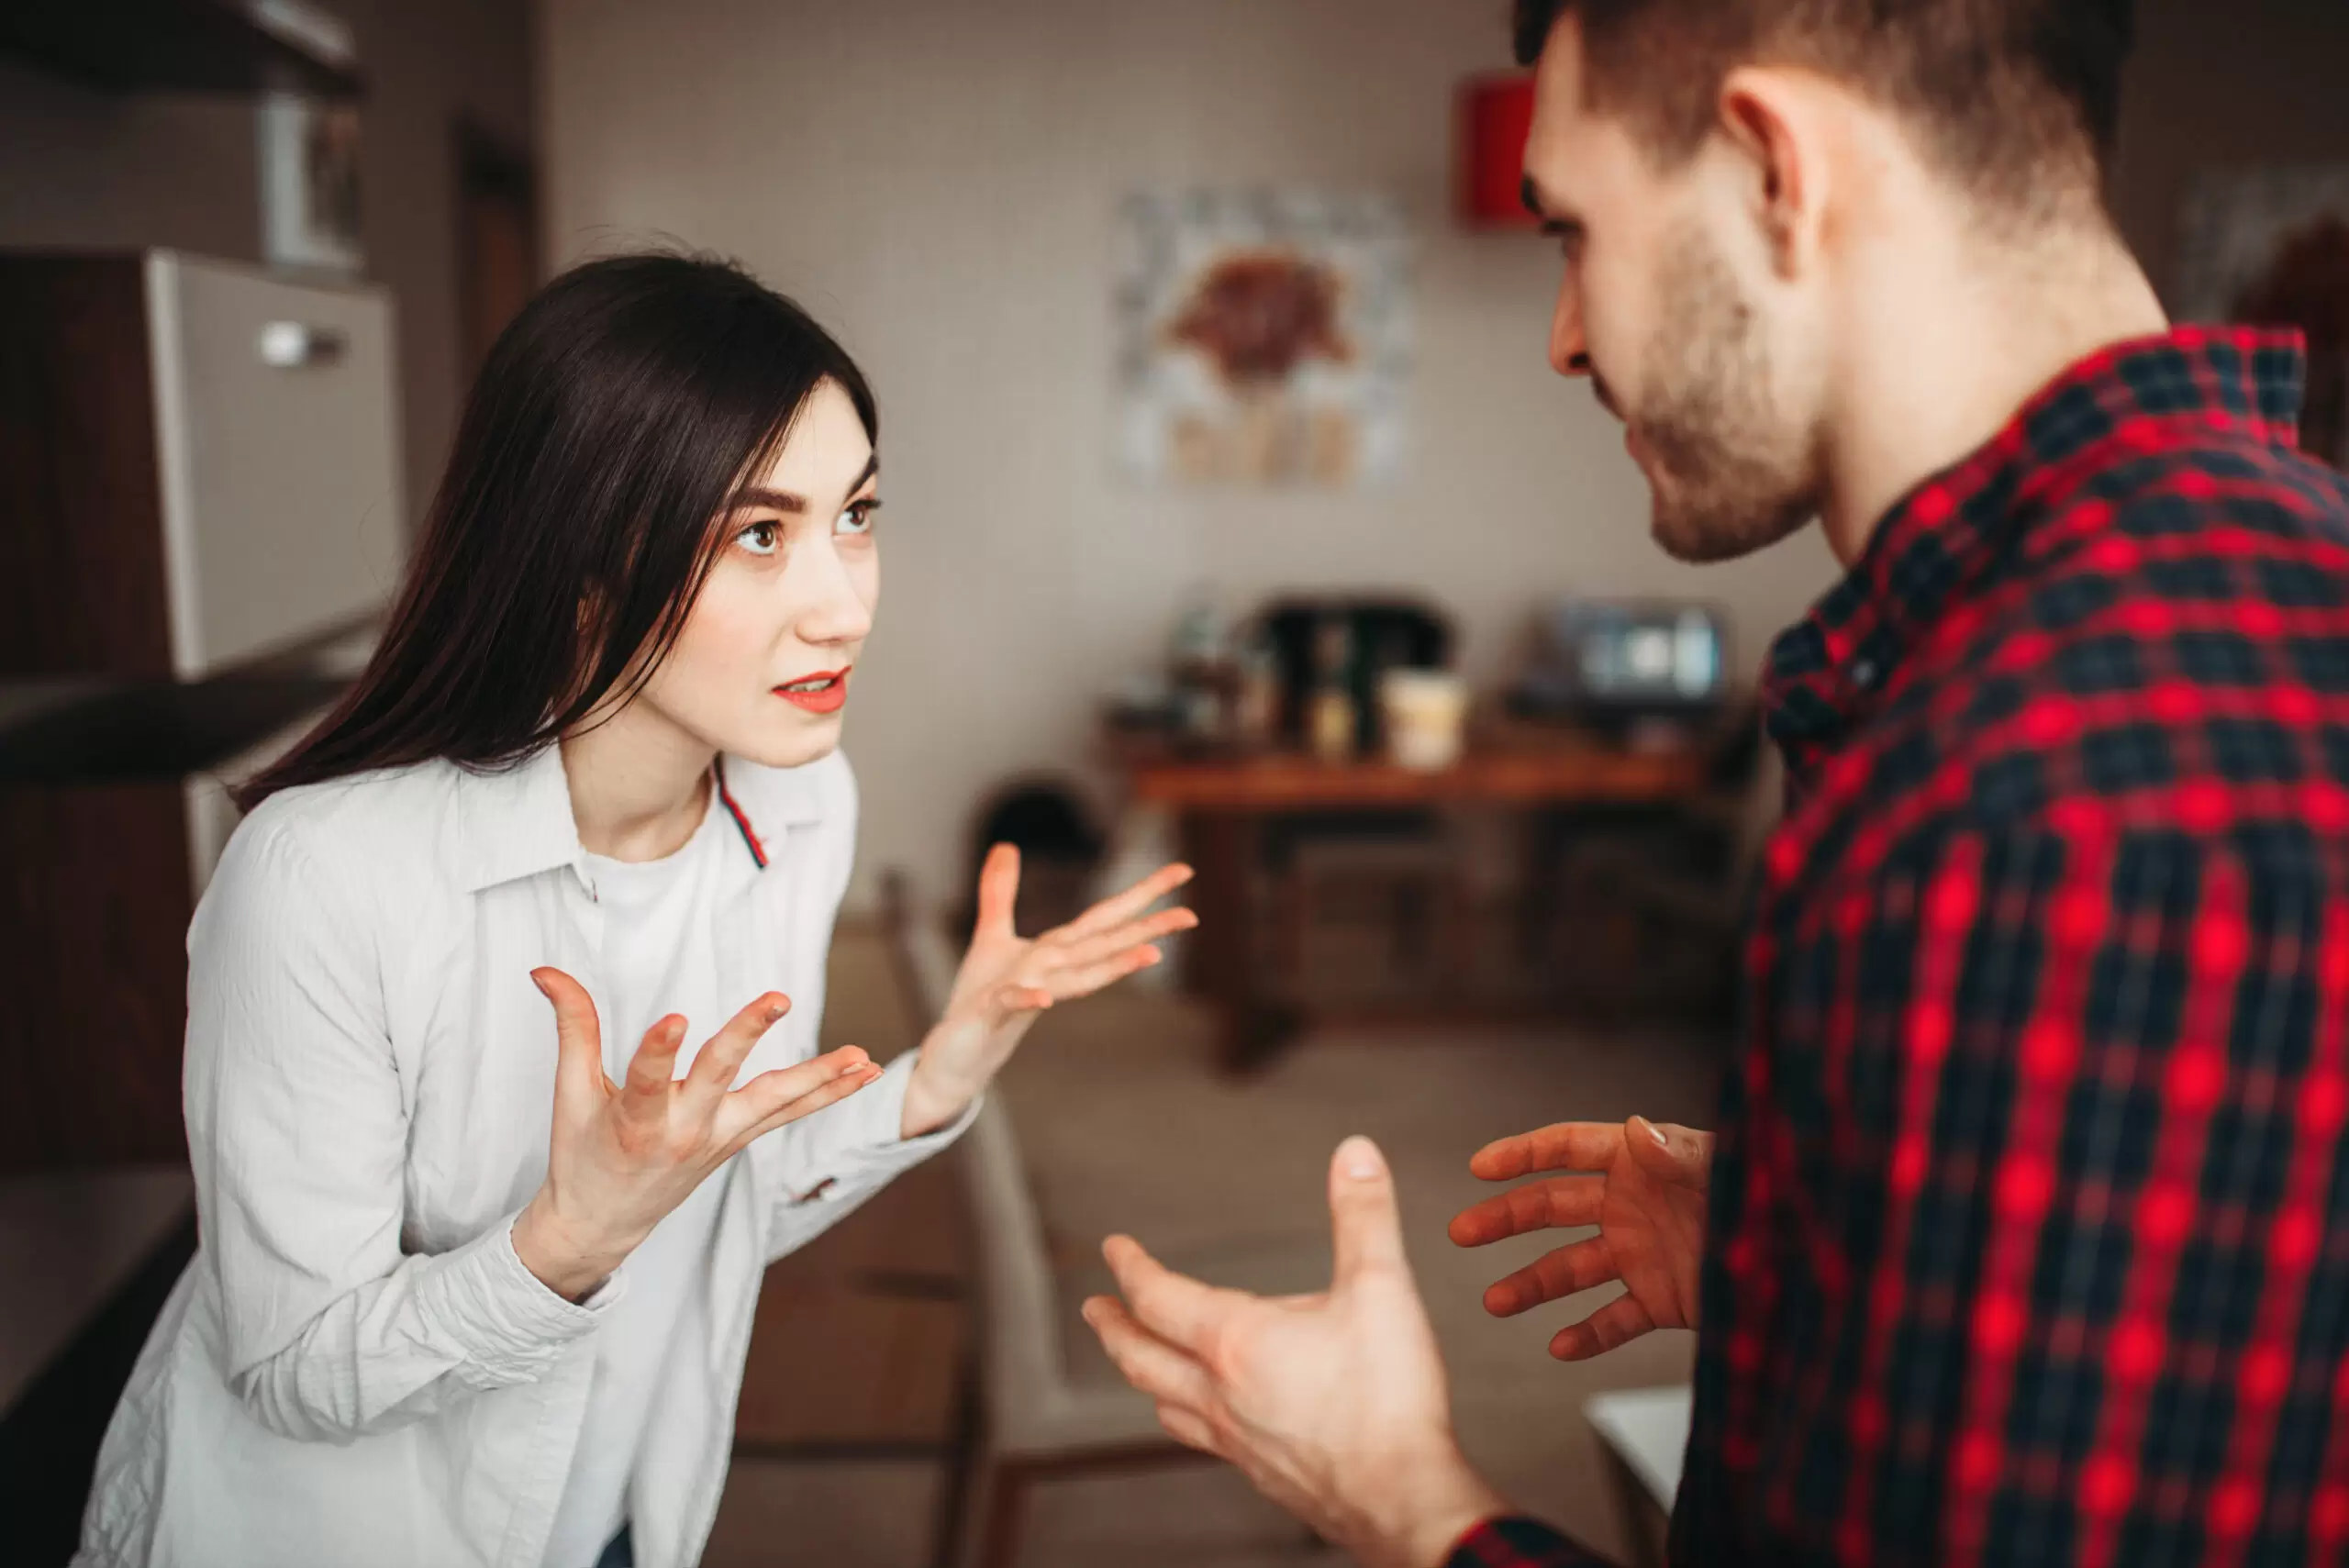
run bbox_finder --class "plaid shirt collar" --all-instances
[1760,326,2309,783]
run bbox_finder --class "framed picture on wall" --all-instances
[1115,188,1411,490]
[2175,165,2349,468]
[250,0,363,275]
[259,94,364,276]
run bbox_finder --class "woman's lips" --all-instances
[774,668,851,715]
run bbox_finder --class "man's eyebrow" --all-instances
[726,455,880,515]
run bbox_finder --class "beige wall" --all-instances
[0,0,536,534]
[540,0,1842,911]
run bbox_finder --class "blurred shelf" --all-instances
[0,1165,194,1418]
[0,0,362,100]
[0,672,349,784]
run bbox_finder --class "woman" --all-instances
[77,253,1194,1568]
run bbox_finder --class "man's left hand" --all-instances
[1082,1136,1508,1568]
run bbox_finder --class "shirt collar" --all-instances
[454,743,831,893]
[1761,325,2309,770]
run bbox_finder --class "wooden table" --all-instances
[1115,719,1716,1070]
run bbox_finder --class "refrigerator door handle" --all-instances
[256,319,350,369]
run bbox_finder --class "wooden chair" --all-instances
[880,875,1216,1568]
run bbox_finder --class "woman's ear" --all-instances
[1716,67,1828,282]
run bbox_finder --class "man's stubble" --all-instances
[1633,224,1825,565]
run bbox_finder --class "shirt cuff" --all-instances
[788,1050,978,1202]
[415,1210,623,1380]
[1443,1516,1617,1568]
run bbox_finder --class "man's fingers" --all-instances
[974,842,1021,940]
[1481,1233,1620,1317]
[1468,1121,1629,1182]
[686,992,791,1097]
[1080,1295,1217,1410]
[1550,1291,1659,1362]
[531,967,605,1097]
[1064,862,1196,938]
[1102,1234,1231,1351]
[1329,1136,1409,1288]
[1153,1400,1219,1455]
[1447,1175,1604,1248]
[1626,1116,1714,1191]
[721,1048,878,1148]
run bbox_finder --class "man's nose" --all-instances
[1549,276,1590,379]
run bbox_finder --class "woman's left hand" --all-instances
[901,847,1197,1137]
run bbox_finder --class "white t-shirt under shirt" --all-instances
[542,788,735,1568]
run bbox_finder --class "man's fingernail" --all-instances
[1644,1118,1669,1147]
[1340,1135,1382,1179]
[530,971,551,998]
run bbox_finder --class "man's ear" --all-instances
[1715,67,1827,280]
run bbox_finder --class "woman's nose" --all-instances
[795,543,874,647]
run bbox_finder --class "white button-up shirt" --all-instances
[77,744,967,1568]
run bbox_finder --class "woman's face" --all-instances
[634,379,881,770]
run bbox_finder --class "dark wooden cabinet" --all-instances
[0,251,400,1172]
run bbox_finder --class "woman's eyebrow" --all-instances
[729,485,807,514]
[726,455,879,515]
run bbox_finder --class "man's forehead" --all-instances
[1523,10,1608,189]
[1530,4,1591,118]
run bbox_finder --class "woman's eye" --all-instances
[737,520,782,556]
[836,499,880,538]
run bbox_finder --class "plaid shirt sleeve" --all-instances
[1443,1515,1616,1568]
[1693,798,2349,1563]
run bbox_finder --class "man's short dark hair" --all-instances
[1511,0,2135,207]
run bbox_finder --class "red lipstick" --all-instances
[775,667,851,715]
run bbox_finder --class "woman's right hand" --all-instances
[511,966,884,1301]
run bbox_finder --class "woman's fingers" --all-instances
[1048,906,1198,971]
[974,843,1022,940]
[1447,1174,1605,1248]
[985,983,1056,1023]
[1467,1121,1626,1182]
[685,992,791,1098]
[1041,945,1163,1001]
[1550,1291,1659,1362]
[531,967,605,1102]
[1482,1233,1620,1318]
[620,1015,688,1100]
[1063,862,1195,939]
[718,1047,879,1148]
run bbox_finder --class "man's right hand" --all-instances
[511,967,884,1301]
[1446,1117,1712,1361]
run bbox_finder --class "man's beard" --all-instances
[1624,228,1822,565]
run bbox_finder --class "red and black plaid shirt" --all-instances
[1450,327,2349,1567]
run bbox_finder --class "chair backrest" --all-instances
[881,873,1070,1441]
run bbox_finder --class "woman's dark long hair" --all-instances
[239,252,876,810]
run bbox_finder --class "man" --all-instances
[1084,0,2349,1562]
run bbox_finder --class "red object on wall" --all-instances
[1455,72,1538,230]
